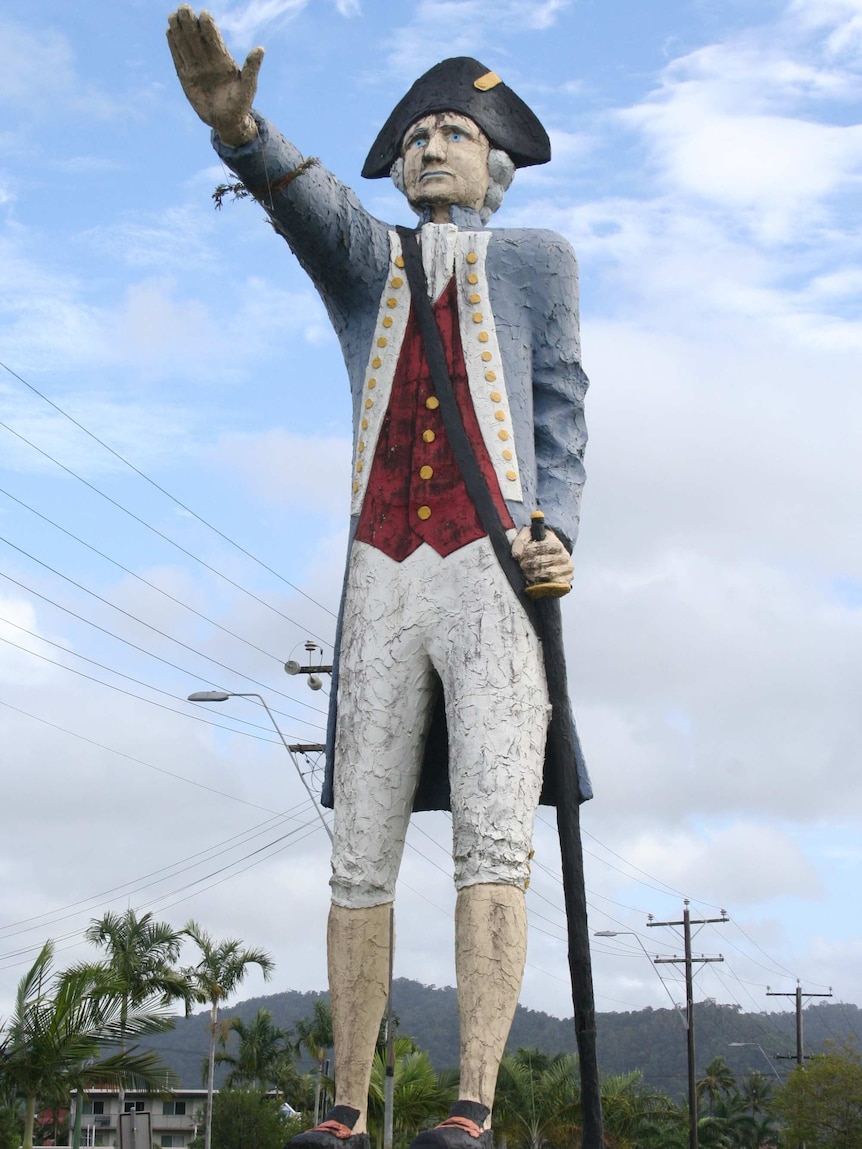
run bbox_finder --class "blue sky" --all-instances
[1,0,861,1047]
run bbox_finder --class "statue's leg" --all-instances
[408,538,549,1148]
[298,541,436,1145]
[455,882,527,1112]
[327,902,391,1129]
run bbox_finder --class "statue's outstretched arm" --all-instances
[166,5,262,148]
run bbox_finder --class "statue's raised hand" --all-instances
[167,5,263,147]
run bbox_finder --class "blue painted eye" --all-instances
[411,137,427,148]
[450,131,463,142]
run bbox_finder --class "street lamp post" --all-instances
[728,1042,782,1081]
[187,690,332,841]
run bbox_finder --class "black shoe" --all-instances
[408,1101,493,1149]
[287,1106,370,1149]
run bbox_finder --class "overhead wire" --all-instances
[0,414,333,643]
[0,533,329,711]
[0,616,323,735]
[0,357,337,619]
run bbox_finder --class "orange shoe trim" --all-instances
[314,1121,356,1140]
[436,1117,484,1138]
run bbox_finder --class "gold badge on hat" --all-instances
[474,70,502,91]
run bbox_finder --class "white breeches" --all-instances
[329,537,550,909]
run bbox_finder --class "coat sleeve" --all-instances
[212,113,390,333]
[531,234,589,553]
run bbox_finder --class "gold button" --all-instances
[490,391,502,402]
[478,331,489,343]
[502,449,513,460]
[358,440,365,452]
[365,398,374,409]
[506,469,517,481]
[372,356,382,368]
[419,465,433,479]
[485,370,497,382]
[382,316,393,328]
[356,460,364,472]
[422,429,435,443]
[417,505,432,520]
[466,252,478,264]
[361,418,369,430]
[467,272,479,285]
[472,312,483,324]
[469,293,481,304]
[425,396,440,410]
[498,429,510,441]
[391,276,403,288]
[352,481,360,493]
[377,337,388,347]
[387,297,398,309]
[481,350,492,362]
[495,410,506,422]
[368,378,377,388]
[395,255,405,268]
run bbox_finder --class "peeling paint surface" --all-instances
[330,539,549,908]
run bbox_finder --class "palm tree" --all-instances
[215,1008,294,1090]
[294,999,334,1125]
[0,941,173,1149]
[83,910,188,1112]
[493,1048,581,1149]
[696,1056,737,1117]
[365,1036,457,1149]
[182,921,274,1149]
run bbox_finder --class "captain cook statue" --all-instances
[168,9,596,1149]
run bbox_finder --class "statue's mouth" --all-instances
[419,169,453,181]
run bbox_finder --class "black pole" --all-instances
[683,904,698,1149]
[529,516,602,1149]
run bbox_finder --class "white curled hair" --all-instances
[390,147,515,224]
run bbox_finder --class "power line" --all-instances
[0,533,329,708]
[0,414,333,642]
[0,357,337,620]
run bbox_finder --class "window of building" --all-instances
[162,1102,186,1116]
[88,1102,105,1116]
[124,1101,145,1113]
[162,1136,180,1147]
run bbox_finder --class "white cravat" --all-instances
[420,222,458,303]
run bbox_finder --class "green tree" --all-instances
[773,1039,862,1149]
[366,1036,457,1149]
[493,1048,581,1149]
[215,1009,294,1091]
[294,999,334,1124]
[204,1089,296,1149]
[0,941,172,1149]
[182,921,274,1149]
[599,1071,682,1149]
[697,1056,738,1116]
[83,909,188,1115]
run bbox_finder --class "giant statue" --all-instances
[167,10,600,1148]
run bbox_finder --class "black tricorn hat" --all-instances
[361,56,551,179]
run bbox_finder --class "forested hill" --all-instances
[141,978,862,1101]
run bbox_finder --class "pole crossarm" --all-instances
[654,955,724,964]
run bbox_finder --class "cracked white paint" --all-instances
[330,537,550,909]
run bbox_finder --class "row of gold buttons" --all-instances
[353,255,408,494]
[465,252,517,484]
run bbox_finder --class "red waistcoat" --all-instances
[354,279,514,561]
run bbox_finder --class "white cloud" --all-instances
[385,0,571,76]
[214,0,310,43]
[0,17,117,120]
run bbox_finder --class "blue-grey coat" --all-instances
[215,114,592,809]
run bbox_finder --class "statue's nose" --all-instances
[423,131,447,161]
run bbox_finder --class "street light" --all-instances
[728,1042,782,1081]
[594,930,685,1021]
[187,690,333,842]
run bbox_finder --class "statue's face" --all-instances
[401,112,490,217]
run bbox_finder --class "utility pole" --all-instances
[648,901,728,1149]
[767,981,832,1065]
